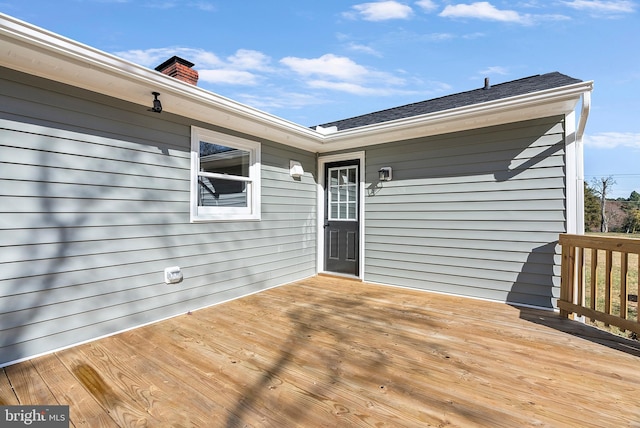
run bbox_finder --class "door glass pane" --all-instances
[339,186,347,200]
[348,202,356,219]
[330,169,339,186]
[331,203,339,218]
[330,187,339,202]
[347,184,357,202]
[328,165,358,221]
[348,168,356,185]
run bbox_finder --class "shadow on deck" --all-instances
[2,276,640,427]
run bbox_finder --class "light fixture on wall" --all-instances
[378,167,392,182]
[290,160,304,179]
[150,91,162,113]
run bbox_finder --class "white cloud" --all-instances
[346,1,414,21]
[280,54,370,81]
[307,80,388,95]
[562,0,636,14]
[347,43,383,57]
[479,66,509,75]
[198,69,260,85]
[426,32,455,41]
[279,54,421,95]
[585,132,640,149]
[141,1,216,10]
[191,2,216,11]
[440,2,528,23]
[415,0,438,12]
[236,92,329,110]
[226,49,272,71]
[143,2,176,8]
[462,32,486,39]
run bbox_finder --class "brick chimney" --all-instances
[155,56,199,86]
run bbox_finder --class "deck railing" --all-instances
[559,233,640,335]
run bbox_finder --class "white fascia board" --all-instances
[1,13,593,154]
[318,81,594,152]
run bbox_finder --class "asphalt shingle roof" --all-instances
[316,72,582,131]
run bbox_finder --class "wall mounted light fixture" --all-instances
[290,160,304,179]
[150,91,162,113]
[378,167,392,181]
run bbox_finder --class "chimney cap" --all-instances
[155,56,195,72]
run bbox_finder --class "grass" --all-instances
[583,233,640,339]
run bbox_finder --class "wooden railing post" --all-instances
[560,238,574,319]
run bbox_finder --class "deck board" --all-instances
[0,366,19,406]
[4,361,58,405]
[3,276,640,427]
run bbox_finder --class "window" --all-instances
[190,127,261,221]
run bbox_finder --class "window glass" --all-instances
[198,177,247,208]
[191,128,261,222]
[199,142,250,177]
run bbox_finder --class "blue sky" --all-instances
[2,0,639,198]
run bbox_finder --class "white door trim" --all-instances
[317,151,366,280]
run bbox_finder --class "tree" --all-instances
[621,191,640,234]
[584,182,600,232]
[623,209,640,233]
[591,176,616,232]
[629,191,640,209]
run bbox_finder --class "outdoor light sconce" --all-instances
[150,91,162,113]
[378,167,392,182]
[290,160,304,179]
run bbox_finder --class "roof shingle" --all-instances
[316,72,582,131]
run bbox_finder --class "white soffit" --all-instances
[0,13,593,153]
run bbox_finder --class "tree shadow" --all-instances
[0,118,182,366]
[224,294,390,427]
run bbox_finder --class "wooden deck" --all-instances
[2,276,640,427]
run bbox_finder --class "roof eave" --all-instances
[0,13,323,150]
[317,80,594,152]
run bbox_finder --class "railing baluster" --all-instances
[620,252,628,321]
[577,246,585,309]
[590,248,598,317]
[604,250,613,326]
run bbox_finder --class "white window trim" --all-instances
[190,126,261,222]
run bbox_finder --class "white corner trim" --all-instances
[564,91,591,235]
[574,92,591,235]
[565,111,579,235]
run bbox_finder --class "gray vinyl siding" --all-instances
[0,67,317,366]
[362,117,567,309]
